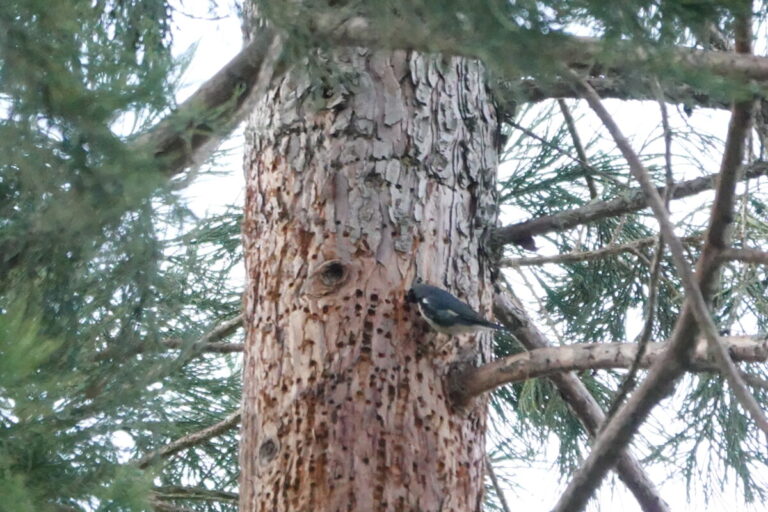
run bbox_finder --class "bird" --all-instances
[406,283,506,335]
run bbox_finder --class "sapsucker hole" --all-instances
[259,438,279,465]
[321,261,345,285]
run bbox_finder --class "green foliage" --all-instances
[493,76,768,508]
[0,1,243,511]
[3,0,768,510]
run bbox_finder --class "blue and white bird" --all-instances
[406,283,506,335]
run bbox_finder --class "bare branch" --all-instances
[133,29,283,176]
[150,500,196,512]
[492,163,768,248]
[95,314,243,361]
[720,247,768,265]
[505,77,730,110]
[605,236,665,422]
[162,313,244,354]
[459,336,768,397]
[162,339,245,353]
[551,56,768,511]
[606,88,675,421]
[558,99,599,198]
[742,372,768,390]
[153,486,238,503]
[135,410,241,469]
[486,289,671,512]
[500,235,702,267]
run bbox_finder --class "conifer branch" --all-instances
[460,336,768,397]
[558,99,599,198]
[492,163,768,248]
[485,458,513,512]
[134,28,283,176]
[150,501,196,512]
[135,410,241,469]
[509,77,729,109]
[606,89,674,422]
[161,314,244,354]
[500,235,702,267]
[486,289,671,512]
[95,314,243,361]
[310,15,768,84]
[138,10,768,178]
[552,47,768,510]
[162,339,245,353]
[720,248,768,265]
[152,486,238,503]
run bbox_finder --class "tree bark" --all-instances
[239,45,499,511]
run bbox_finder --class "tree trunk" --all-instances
[240,46,499,511]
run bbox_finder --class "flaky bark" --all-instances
[239,46,499,511]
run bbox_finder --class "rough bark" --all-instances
[239,46,499,511]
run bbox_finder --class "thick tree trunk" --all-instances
[240,46,499,511]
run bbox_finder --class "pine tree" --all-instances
[2,1,768,511]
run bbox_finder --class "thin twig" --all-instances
[506,120,614,186]
[486,458,513,512]
[605,83,675,422]
[135,410,241,469]
[152,486,238,503]
[604,236,665,422]
[558,99,599,198]
[501,235,702,267]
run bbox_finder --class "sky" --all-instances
[169,2,763,510]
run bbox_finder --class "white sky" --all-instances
[170,3,765,510]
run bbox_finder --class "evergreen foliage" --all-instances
[2,0,768,510]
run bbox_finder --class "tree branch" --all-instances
[138,11,768,178]
[135,410,241,469]
[95,314,243,361]
[500,235,702,267]
[720,247,768,265]
[150,500,196,512]
[458,336,768,397]
[161,313,244,354]
[309,14,768,84]
[492,163,767,248]
[162,339,245,353]
[482,289,671,512]
[558,99,598,198]
[132,28,283,176]
[152,486,238,503]
[552,53,768,511]
[506,77,730,110]
[485,458,513,512]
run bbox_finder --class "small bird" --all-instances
[406,283,506,335]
